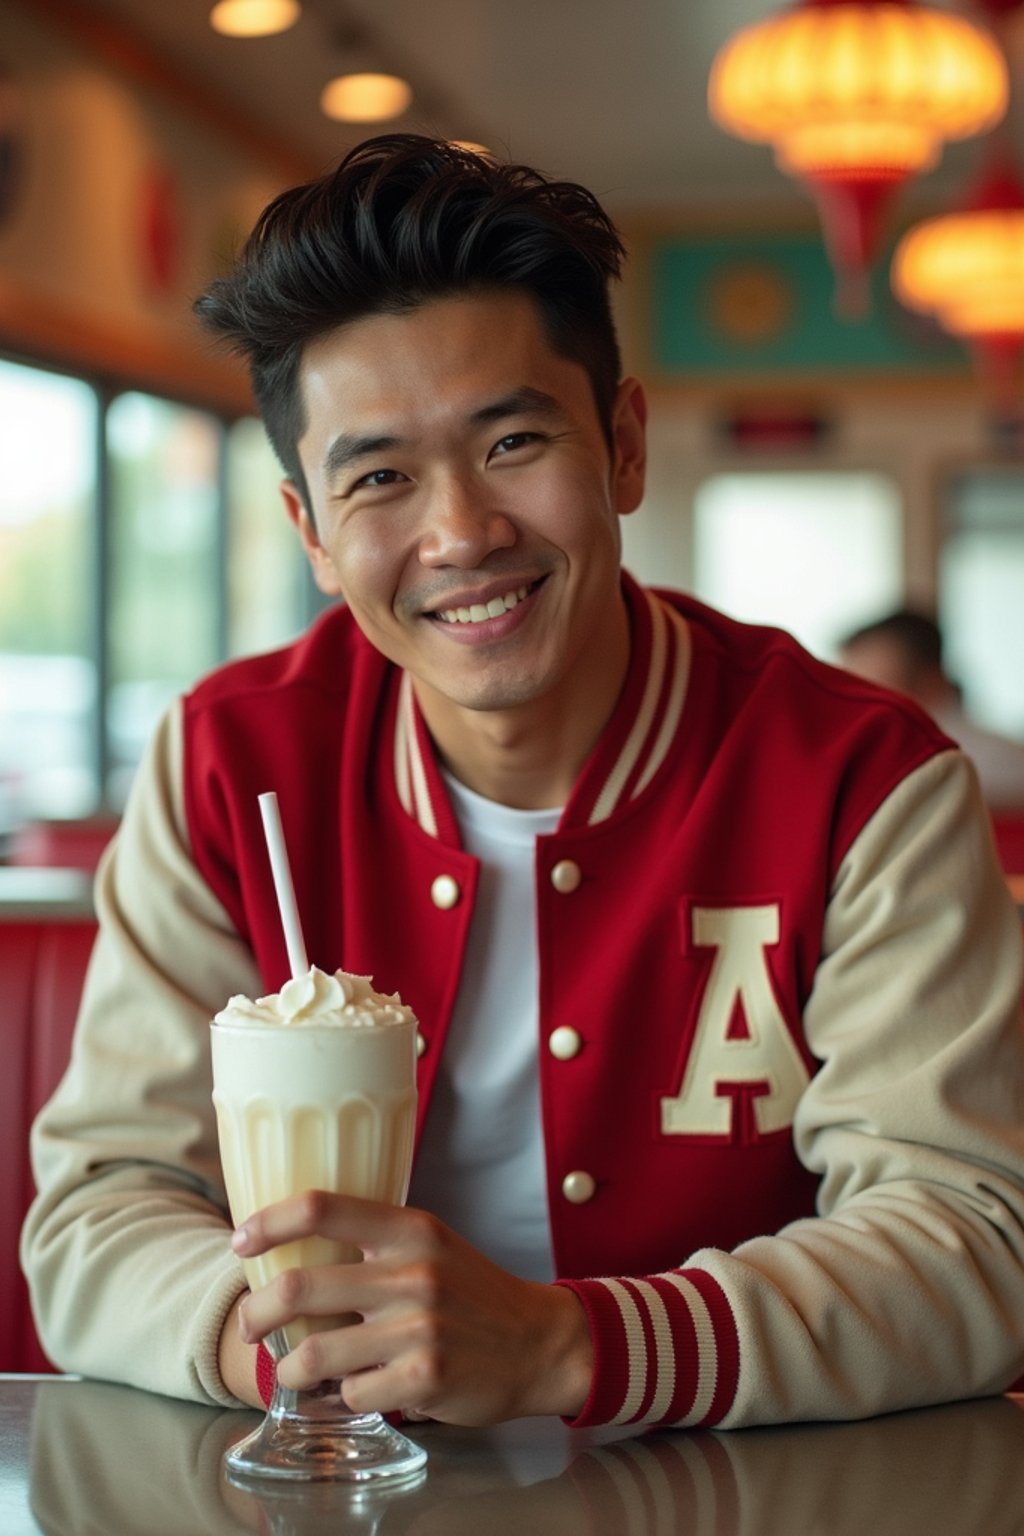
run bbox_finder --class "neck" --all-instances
[428,705,592,810]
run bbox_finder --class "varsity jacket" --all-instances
[23,574,1024,1427]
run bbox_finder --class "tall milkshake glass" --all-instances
[211,969,426,1483]
[211,792,426,1483]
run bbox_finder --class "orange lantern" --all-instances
[709,0,1008,317]
[892,154,1024,404]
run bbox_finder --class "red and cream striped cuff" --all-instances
[255,1342,276,1407]
[555,1270,739,1428]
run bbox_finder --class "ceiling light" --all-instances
[209,1,301,39]
[320,73,412,123]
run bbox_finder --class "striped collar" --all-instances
[393,572,692,841]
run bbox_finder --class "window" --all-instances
[692,471,904,661]
[0,356,312,835]
[0,360,99,832]
[106,393,223,803]
[227,417,309,659]
[942,469,1024,738]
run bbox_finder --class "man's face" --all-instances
[283,289,646,732]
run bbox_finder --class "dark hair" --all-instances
[194,134,626,510]
[840,609,944,674]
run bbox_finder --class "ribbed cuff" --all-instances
[554,1269,738,1429]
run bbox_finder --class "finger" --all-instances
[238,1260,365,1344]
[277,1336,434,1416]
[232,1191,424,1257]
[341,1366,413,1417]
[239,1253,424,1343]
[272,1317,423,1398]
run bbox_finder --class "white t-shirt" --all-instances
[406,773,559,1282]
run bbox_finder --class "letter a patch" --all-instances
[661,905,810,1140]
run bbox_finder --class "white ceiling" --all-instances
[77,0,1024,220]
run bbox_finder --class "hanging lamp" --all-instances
[320,73,412,123]
[709,0,1009,318]
[209,0,300,38]
[892,150,1024,405]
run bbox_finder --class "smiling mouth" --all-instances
[433,581,539,626]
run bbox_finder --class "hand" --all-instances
[231,1193,593,1425]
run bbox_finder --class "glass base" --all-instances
[225,1377,428,1483]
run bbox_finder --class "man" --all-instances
[22,136,1024,1431]
[839,608,1024,813]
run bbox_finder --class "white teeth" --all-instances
[438,586,530,625]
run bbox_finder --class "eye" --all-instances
[491,432,540,457]
[352,468,406,490]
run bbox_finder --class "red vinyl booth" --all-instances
[1,917,96,1372]
[8,816,118,873]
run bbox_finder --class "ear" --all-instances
[610,378,647,517]
[280,481,343,596]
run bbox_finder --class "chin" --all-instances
[443,671,548,713]
[460,687,539,714]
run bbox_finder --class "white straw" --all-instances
[258,791,309,980]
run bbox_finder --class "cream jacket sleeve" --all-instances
[21,702,262,1405]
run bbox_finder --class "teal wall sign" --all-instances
[650,232,967,376]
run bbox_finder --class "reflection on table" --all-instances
[9,1375,1024,1536]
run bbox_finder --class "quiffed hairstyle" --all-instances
[194,134,627,511]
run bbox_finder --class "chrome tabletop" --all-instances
[3,1376,1024,1535]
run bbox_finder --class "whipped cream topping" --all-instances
[215,965,415,1030]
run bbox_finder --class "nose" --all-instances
[417,473,516,568]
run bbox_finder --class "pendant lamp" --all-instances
[892,151,1024,405]
[709,0,1008,318]
[209,0,300,37]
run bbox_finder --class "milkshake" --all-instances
[211,965,418,1351]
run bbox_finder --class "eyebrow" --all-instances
[322,432,403,486]
[320,387,566,485]
[469,387,564,425]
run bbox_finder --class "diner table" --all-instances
[3,1374,1024,1534]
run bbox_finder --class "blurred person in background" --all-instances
[839,609,1024,813]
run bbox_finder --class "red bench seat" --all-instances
[1,912,96,1372]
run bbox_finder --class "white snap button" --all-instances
[416,1031,427,1058]
[549,1026,582,1060]
[562,1170,596,1204]
[550,859,582,894]
[430,874,461,910]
